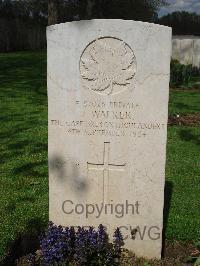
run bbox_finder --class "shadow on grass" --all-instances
[0,218,46,266]
[179,129,200,145]
[175,102,200,113]
[0,51,48,164]
[13,160,47,177]
[0,52,47,105]
[162,181,173,258]
[0,52,48,265]
[0,67,48,167]
[175,103,190,111]
[169,90,200,114]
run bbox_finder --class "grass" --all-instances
[0,51,200,261]
[166,126,200,240]
[190,76,200,88]
[169,90,200,115]
[0,51,48,261]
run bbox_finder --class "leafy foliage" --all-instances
[157,11,200,35]
[170,60,200,88]
[0,0,47,51]
[0,0,167,23]
[58,0,167,22]
[0,0,47,24]
[39,222,124,265]
[0,0,167,50]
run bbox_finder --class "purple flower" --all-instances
[113,227,124,253]
[40,222,124,265]
[40,221,75,265]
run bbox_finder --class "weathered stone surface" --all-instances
[47,19,172,259]
[193,39,200,68]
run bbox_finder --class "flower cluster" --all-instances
[113,227,124,253]
[40,221,74,264]
[39,222,124,265]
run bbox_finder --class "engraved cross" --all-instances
[87,142,126,202]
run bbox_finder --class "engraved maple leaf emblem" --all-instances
[80,38,136,95]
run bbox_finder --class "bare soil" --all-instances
[168,114,200,126]
[121,241,199,265]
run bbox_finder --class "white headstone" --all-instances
[172,36,200,67]
[193,39,200,68]
[47,19,171,259]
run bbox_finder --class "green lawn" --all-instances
[0,52,200,261]
[0,52,48,261]
[169,90,200,115]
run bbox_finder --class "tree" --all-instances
[157,11,200,35]
[0,0,168,51]
[48,0,167,24]
[0,0,47,51]
[0,0,47,24]
[48,0,59,25]
[100,0,166,22]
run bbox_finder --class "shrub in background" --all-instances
[170,60,192,88]
[170,60,200,88]
[39,222,124,265]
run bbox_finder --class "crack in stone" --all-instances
[135,73,170,86]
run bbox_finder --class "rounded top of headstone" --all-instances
[47,19,172,32]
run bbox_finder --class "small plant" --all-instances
[170,59,200,88]
[186,240,200,266]
[170,60,193,88]
[38,222,124,265]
